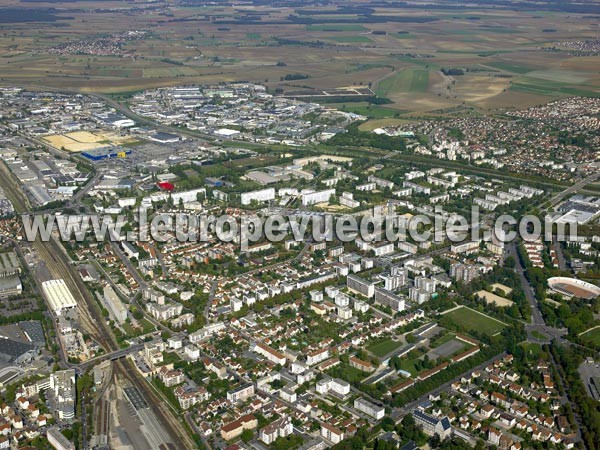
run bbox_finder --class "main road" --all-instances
[548,171,600,207]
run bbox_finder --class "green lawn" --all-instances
[580,327,600,346]
[141,318,156,334]
[375,68,429,97]
[441,307,507,336]
[520,342,543,357]
[398,357,422,377]
[368,338,402,357]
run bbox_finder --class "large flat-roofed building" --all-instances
[103,285,128,324]
[50,369,76,420]
[0,275,22,299]
[47,427,76,450]
[241,188,275,205]
[227,383,255,403]
[19,320,46,346]
[0,337,36,365]
[354,398,385,420]
[0,252,20,278]
[374,287,406,312]
[347,274,376,298]
[41,279,78,316]
[301,189,336,206]
[0,251,22,298]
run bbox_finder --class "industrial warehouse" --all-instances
[41,279,78,316]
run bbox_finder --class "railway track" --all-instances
[0,161,195,449]
[115,359,197,449]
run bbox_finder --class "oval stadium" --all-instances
[547,277,600,300]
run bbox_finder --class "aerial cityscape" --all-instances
[0,1,598,450]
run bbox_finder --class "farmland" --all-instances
[375,69,430,97]
[0,0,596,116]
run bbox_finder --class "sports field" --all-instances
[368,338,402,357]
[441,306,507,336]
[475,290,514,307]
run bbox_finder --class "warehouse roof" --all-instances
[41,279,78,313]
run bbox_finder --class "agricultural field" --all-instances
[375,69,430,97]
[440,306,507,336]
[0,0,598,115]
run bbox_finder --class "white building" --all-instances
[321,423,344,444]
[260,416,293,445]
[103,285,128,324]
[301,189,336,206]
[354,398,385,420]
[316,377,350,397]
[241,188,276,205]
[41,279,78,316]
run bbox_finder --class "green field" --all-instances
[332,102,403,118]
[368,338,402,357]
[478,26,521,34]
[394,32,416,39]
[485,61,533,74]
[326,35,373,43]
[306,24,367,32]
[580,327,600,346]
[510,77,600,97]
[375,68,430,97]
[520,342,543,357]
[398,357,421,377]
[441,306,507,336]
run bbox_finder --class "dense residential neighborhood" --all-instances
[0,73,598,450]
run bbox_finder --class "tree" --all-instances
[241,429,253,443]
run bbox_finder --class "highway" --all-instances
[507,242,568,343]
[548,171,600,207]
